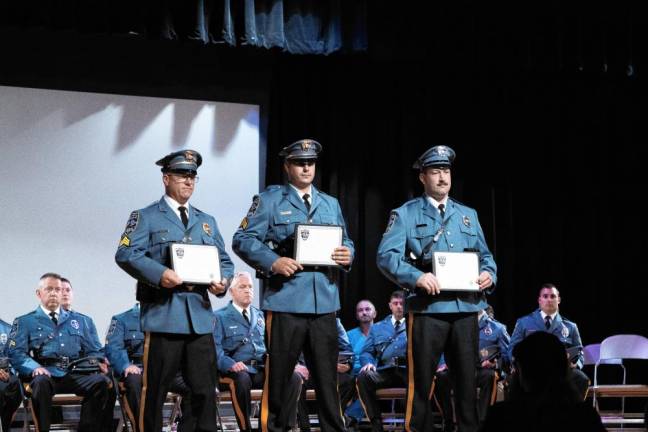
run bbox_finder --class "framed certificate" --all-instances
[432,251,480,291]
[169,243,221,284]
[293,224,343,267]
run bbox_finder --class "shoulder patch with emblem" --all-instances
[384,211,398,234]
[119,211,139,247]
[247,195,260,217]
[107,319,117,338]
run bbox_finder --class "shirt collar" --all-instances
[164,195,190,212]
[540,310,558,321]
[425,195,448,211]
[231,302,250,318]
[289,183,312,200]
[40,305,61,317]
[390,315,404,326]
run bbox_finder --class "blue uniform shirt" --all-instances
[115,197,235,334]
[377,196,497,313]
[479,314,511,368]
[347,327,369,376]
[359,315,407,370]
[8,308,104,378]
[213,303,266,374]
[232,184,354,314]
[509,310,584,369]
[105,304,144,377]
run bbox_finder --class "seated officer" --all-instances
[435,307,511,430]
[357,291,407,432]
[8,272,114,432]
[105,303,193,432]
[509,283,589,399]
[214,271,301,432]
[1,317,21,431]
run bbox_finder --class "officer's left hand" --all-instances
[332,246,353,266]
[337,363,351,373]
[99,361,108,374]
[481,359,496,369]
[209,278,228,295]
[477,271,493,290]
[0,369,9,381]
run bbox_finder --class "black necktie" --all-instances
[49,311,58,325]
[545,316,552,330]
[242,309,250,325]
[394,320,401,332]
[438,203,445,220]
[302,193,311,212]
[178,206,189,228]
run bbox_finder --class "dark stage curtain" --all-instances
[0,0,367,55]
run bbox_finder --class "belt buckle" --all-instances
[60,356,69,369]
[186,285,194,292]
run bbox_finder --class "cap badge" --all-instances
[301,140,311,151]
[184,151,195,162]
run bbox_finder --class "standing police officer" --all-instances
[1,317,21,432]
[115,150,234,432]
[356,291,407,432]
[105,303,193,432]
[214,271,302,432]
[233,139,354,432]
[376,146,497,432]
[8,273,113,432]
[509,283,589,398]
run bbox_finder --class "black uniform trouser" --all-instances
[405,312,479,432]
[122,371,193,432]
[0,374,22,431]
[264,312,345,432]
[297,372,353,431]
[435,367,498,428]
[141,332,217,432]
[30,372,114,432]
[357,367,407,431]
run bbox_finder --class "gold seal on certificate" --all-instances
[293,224,343,267]
[170,243,221,284]
[432,251,480,291]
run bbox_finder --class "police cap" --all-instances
[156,150,202,174]
[278,139,322,161]
[413,145,456,170]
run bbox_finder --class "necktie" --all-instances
[545,316,552,330]
[178,206,189,228]
[242,309,250,325]
[438,203,445,220]
[49,311,58,325]
[302,193,311,212]
[394,320,401,332]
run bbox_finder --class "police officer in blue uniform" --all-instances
[1,317,21,431]
[214,272,302,432]
[8,273,113,432]
[115,149,235,432]
[233,139,354,432]
[105,303,193,432]
[356,291,407,432]
[376,145,497,432]
[509,283,589,398]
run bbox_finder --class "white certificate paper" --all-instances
[294,224,343,267]
[170,243,221,284]
[432,251,480,291]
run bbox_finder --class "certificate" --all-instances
[293,224,343,267]
[170,243,221,284]
[432,251,480,291]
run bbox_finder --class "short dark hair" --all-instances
[390,290,406,301]
[60,277,71,287]
[40,272,62,281]
[539,283,559,295]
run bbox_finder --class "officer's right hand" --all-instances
[416,272,441,295]
[271,257,303,277]
[359,363,376,373]
[124,365,142,376]
[229,362,248,373]
[32,367,51,377]
[0,369,9,381]
[294,364,309,380]
[160,269,183,288]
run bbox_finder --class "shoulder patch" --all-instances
[119,211,139,246]
[247,195,260,217]
[107,319,117,338]
[384,211,398,234]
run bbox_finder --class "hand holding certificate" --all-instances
[294,224,344,267]
[432,251,480,291]
[170,243,222,285]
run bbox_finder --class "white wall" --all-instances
[0,85,261,337]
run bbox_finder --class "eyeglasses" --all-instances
[169,174,199,184]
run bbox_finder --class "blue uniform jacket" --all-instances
[479,314,511,368]
[509,310,584,369]
[213,303,266,374]
[376,196,497,313]
[359,315,407,370]
[115,197,235,334]
[105,304,144,377]
[347,327,368,376]
[8,308,104,378]
[232,184,354,314]
[1,318,15,373]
